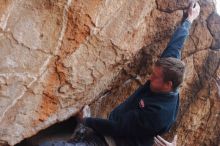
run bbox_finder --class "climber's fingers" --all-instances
[156,135,170,145]
[172,135,178,143]
[154,135,177,146]
[82,105,91,118]
[192,2,200,11]
[189,0,196,9]
[187,1,200,22]
[154,136,166,146]
[193,2,200,17]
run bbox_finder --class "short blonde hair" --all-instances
[155,57,185,90]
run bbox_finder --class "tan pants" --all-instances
[104,136,116,146]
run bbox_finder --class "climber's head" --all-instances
[149,57,185,93]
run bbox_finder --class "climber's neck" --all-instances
[149,82,173,94]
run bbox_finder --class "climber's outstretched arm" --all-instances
[81,108,158,137]
[160,2,200,59]
[160,19,191,59]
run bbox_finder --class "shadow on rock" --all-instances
[40,124,108,146]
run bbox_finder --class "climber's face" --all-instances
[149,66,172,93]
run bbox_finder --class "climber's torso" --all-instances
[108,80,179,146]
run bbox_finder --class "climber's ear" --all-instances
[164,81,173,91]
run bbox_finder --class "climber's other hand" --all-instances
[154,135,177,146]
[76,105,91,123]
[82,105,91,118]
[76,110,84,123]
[187,2,200,23]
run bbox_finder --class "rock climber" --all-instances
[76,2,200,146]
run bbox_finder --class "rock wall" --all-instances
[0,0,219,145]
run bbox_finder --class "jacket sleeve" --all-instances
[108,84,146,121]
[82,107,158,137]
[160,19,192,59]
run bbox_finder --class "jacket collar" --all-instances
[144,80,179,97]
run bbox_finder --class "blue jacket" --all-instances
[83,19,192,146]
